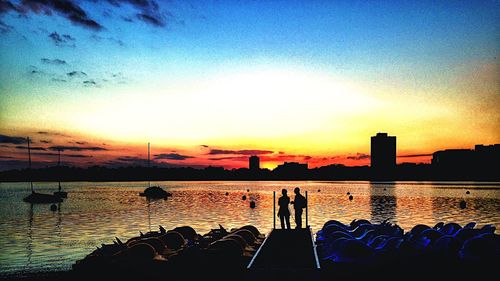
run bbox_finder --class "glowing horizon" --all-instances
[0,1,498,170]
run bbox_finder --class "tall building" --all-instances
[370,133,396,173]
[249,155,260,171]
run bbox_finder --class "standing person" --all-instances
[291,187,306,229]
[277,189,291,229]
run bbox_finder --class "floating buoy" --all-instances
[242,195,247,200]
[225,192,229,196]
[247,189,250,192]
[249,201,256,208]
[347,192,350,195]
[466,190,470,194]
[384,188,387,191]
[50,204,58,211]
[318,189,321,192]
[349,195,353,201]
[460,200,466,209]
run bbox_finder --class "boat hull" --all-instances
[23,192,63,204]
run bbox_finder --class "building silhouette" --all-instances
[432,144,499,180]
[371,132,396,179]
[249,155,260,171]
[273,162,308,179]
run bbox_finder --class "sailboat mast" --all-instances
[148,142,151,188]
[58,149,61,191]
[27,137,33,193]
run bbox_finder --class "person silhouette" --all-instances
[277,189,291,229]
[291,187,306,229]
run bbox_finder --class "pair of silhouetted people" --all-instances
[278,187,306,229]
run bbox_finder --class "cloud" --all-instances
[200,145,209,148]
[31,152,92,158]
[154,153,194,161]
[0,1,21,15]
[83,79,98,86]
[347,153,370,160]
[20,0,102,30]
[209,156,249,161]
[90,34,125,47]
[0,19,13,33]
[48,145,107,151]
[51,78,67,82]
[136,12,164,27]
[40,140,52,143]
[49,32,75,47]
[15,145,46,151]
[67,70,87,77]
[37,131,69,137]
[304,156,312,160]
[208,149,274,155]
[41,58,67,65]
[0,134,27,144]
[398,153,433,158]
[108,0,168,27]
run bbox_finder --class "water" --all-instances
[0,181,499,274]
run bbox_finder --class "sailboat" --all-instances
[53,149,68,198]
[23,137,63,204]
[139,142,172,199]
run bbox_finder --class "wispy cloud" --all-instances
[49,32,75,47]
[2,0,103,31]
[83,79,98,87]
[37,131,69,137]
[346,153,370,160]
[0,134,27,144]
[208,149,274,155]
[41,58,67,65]
[31,151,92,158]
[398,153,433,158]
[67,71,87,77]
[154,153,194,161]
[48,145,107,151]
[15,145,46,151]
[0,19,13,33]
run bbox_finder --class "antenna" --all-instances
[58,149,62,191]
[27,137,33,193]
[148,142,151,188]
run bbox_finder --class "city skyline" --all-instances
[1,1,499,170]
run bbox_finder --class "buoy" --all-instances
[384,188,387,191]
[347,192,350,195]
[318,189,321,192]
[249,201,256,208]
[242,195,247,200]
[466,190,470,194]
[247,189,250,192]
[460,200,466,209]
[50,204,58,211]
[349,195,353,201]
[225,192,229,196]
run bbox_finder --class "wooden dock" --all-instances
[247,227,320,280]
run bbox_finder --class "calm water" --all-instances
[0,181,499,274]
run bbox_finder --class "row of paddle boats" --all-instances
[73,224,264,279]
[316,219,498,266]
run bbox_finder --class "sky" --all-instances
[0,0,499,171]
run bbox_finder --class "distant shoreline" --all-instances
[2,179,500,185]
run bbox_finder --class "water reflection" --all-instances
[369,182,397,224]
[0,181,498,275]
[26,204,33,270]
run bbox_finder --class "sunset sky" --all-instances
[0,0,499,171]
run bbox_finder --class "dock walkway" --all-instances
[247,227,320,280]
